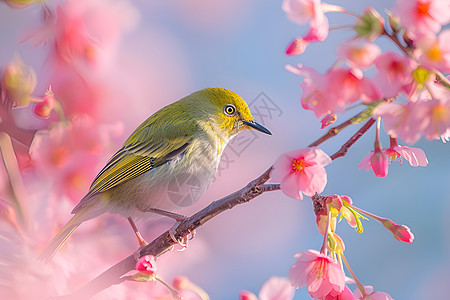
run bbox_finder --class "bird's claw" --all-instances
[168,222,196,251]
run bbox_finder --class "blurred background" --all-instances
[0,0,449,299]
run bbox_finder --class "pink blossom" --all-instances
[325,284,356,300]
[359,143,428,177]
[374,102,424,144]
[415,29,450,73]
[385,144,428,167]
[373,52,417,98]
[327,68,381,105]
[286,37,308,56]
[282,0,325,25]
[303,16,329,42]
[136,255,157,275]
[33,89,56,119]
[381,219,415,243]
[358,148,389,177]
[353,286,393,300]
[258,277,295,300]
[289,250,345,298]
[271,147,332,200]
[29,115,123,203]
[336,41,381,69]
[393,0,450,38]
[282,0,343,44]
[373,94,450,144]
[321,113,337,129]
[287,65,381,119]
[287,64,339,119]
[239,291,259,300]
[31,0,139,71]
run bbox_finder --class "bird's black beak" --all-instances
[242,120,272,135]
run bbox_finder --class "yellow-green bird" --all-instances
[39,88,271,262]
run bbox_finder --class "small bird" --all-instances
[39,88,271,262]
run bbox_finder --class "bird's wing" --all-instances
[85,125,191,197]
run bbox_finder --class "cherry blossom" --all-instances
[289,250,346,298]
[415,29,450,73]
[29,115,123,203]
[286,37,308,56]
[373,52,417,98]
[271,147,332,200]
[136,255,157,275]
[336,41,381,69]
[33,89,56,119]
[392,0,450,38]
[287,64,339,119]
[327,68,381,105]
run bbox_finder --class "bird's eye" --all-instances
[224,104,236,116]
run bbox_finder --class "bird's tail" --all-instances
[38,205,93,263]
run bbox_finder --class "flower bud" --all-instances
[34,90,56,118]
[135,255,157,275]
[354,7,384,41]
[320,113,337,129]
[382,219,414,243]
[1,54,36,108]
[239,291,258,300]
[286,37,307,56]
[370,148,389,177]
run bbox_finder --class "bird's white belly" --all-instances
[107,149,219,219]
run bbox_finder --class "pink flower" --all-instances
[373,52,417,98]
[239,291,259,300]
[241,277,295,300]
[359,143,427,177]
[381,219,415,243]
[328,68,381,105]
[353,286,393,300]
[289,250,345,298]
[336,41,381,69]
[33,89,56,119]
[271,147,332,200]
[286,37,308,56]
[325,284,356,300]
[303,16,329,42]
[29,115,123,203]
[393,0,450,38]
[358,148,389,177]
[258,276,295,300]
[415,29,450,73]
[385,144,428,167]
[287,64,339,119]
[321,113,337,129]
[136,255,157,275]
[374,102,423,144]
[31,0,139,71]
[282,0,326,25]
[282,0,343,44]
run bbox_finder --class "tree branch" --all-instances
[55,168,279,299]
[330,118,376,160]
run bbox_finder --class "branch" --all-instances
[330,118,376,160]
[55,168,279,299]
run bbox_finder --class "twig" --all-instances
[330,118,376,160]
[54,168,279,299]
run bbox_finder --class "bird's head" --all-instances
[190,88,271,140]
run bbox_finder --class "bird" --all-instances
[39,87,271,262]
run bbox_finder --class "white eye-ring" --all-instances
[224,104,236,116]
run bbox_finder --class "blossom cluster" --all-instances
[260,0,450,299]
